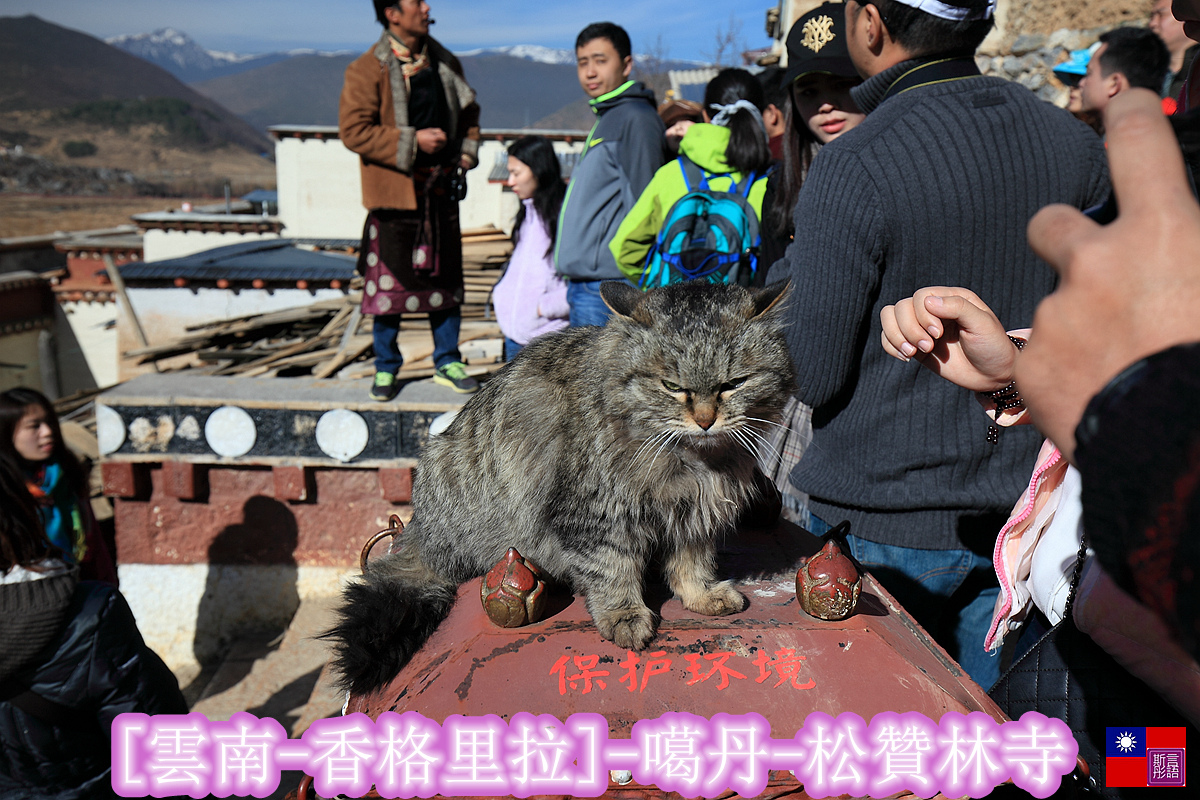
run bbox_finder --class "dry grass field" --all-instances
[0,194,217,239]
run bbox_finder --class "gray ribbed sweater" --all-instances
[774,59,1110,549]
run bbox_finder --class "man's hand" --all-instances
[1019,88,1200,461]
[416,128,447,154]
[880,286,1016,392]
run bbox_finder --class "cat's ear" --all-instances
[750,281,792,319]
[600,281,650,323]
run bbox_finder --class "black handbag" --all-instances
[989,536,1196,797]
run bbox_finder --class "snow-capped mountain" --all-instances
[105,29,351,84]
[453,44,576,65]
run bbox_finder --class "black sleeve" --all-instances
[88,587,189,733]
[1075,341,1200,660]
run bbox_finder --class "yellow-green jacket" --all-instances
[609,123,769,284]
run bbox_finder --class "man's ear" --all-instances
[622,55,634,80]
[1109,73,1130,100]
[862,3,887,55]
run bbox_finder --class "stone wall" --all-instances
[979,0,1155,107]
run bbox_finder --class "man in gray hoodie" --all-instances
[555,22,666,326]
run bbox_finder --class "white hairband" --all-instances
[709,99,768,143]
[887,0,996,22]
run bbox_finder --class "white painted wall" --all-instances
[58,300,118,390]
[272,134,581,239]
[275,136,365,240]
[142,229,283,262]
[119,563,354,671]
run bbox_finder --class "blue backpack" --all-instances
[639,156,762,290]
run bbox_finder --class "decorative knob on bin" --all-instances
[796,536,861,620]
[481,548,547,627]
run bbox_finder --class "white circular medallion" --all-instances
[377,296,392,312]
[378,274,395,291]
[405,296,421,311]
[366,280,377,296]
[413,249,428,266]
[366,251,378,267]
[315,409,370,462]
[204,406,257,457]
[96,405,126,455]
[369,225,378,240]
[429,292,443,307]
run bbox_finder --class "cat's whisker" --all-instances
[649,430,681,469]
[630,430,668,468]
[741,427,783,464]
[744,415,791,432]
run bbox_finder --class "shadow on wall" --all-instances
[191,495,301,673]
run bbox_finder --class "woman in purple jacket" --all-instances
[492,135,569,360]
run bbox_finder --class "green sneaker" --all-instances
[370,371,399,401]
[433,361,479,393]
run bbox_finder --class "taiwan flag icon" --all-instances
[1105,727,1186,787]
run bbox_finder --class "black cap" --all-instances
[782,3,858,86]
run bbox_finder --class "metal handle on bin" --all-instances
[360,514,404,573]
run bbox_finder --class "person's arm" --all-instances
[779,149,886,408]
[92,588,188,732]
[446,54,481,170]
[610,169,668,284]
[1019,89,1200,461]
[879,286,1016,392]
[338,60,418,173]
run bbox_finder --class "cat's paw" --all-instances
[684,581,747,616]
[596,607,657,651]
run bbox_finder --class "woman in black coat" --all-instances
[0,458,187,799]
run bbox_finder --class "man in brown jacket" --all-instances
[341,0,482,399]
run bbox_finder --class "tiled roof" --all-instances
[120,240,356,283]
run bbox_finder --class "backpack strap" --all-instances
[678,155,708,193]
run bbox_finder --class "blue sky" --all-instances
[0,0,773,62]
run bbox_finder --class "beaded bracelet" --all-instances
[985,336,1026,444]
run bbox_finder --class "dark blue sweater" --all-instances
[774,59,1110,549]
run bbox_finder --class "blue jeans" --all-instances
[372,307,462,375]
[504,337,523,362]
[568,279,617,327]
[810,514,1001,691]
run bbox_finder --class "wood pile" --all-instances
[123,228,511,381]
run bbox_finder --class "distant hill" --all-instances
[0,15,270,155]
[192,48,704,133]
[193,50,588,131]
[193,54,356,132]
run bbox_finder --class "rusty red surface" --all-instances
[101,461,142,499]
[378,467,414,503]
[344,520,1003,799]
[113,465,410,566]
[161,460,198,500]
[273,465,309,502]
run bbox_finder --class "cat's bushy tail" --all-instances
[322,540,458,697]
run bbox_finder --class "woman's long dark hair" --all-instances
[704,68,772,178]
[508,135,566,258]
[766,87,822,240]
[0,456,53,572]
[0,388,87,500]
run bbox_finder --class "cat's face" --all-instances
[600,281,797,457]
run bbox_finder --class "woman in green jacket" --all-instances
[610,68,772,286]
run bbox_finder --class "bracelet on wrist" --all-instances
[984,335,1026,443]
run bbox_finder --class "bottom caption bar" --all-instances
[112,709,1077,798]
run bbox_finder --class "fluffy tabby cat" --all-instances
[327,280,796,695]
